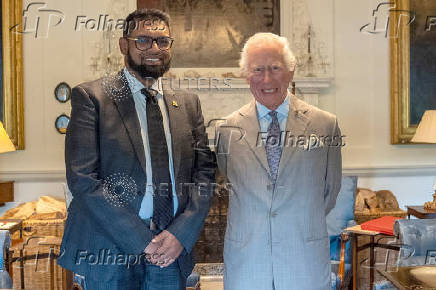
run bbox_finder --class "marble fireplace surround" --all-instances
[192,76,333,139]
[224,77,332,107]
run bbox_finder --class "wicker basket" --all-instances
[9,218,66,289]
[354,210,407,224]
[11,218,65,240]
[10,236,65,290]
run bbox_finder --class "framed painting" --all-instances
[141,0,280,78]
[391,0,436,144]
[1,0,24,149]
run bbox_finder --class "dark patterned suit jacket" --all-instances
[58,71,216,282]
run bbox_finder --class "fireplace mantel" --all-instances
[223,77,332,107]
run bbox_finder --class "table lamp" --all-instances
[0,121,15,154]
[411,110,436,210]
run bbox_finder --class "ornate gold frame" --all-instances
[390,0,414,144]
[2,0,24,149]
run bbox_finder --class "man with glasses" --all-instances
[215,33,342,290]
[59,9,216,290]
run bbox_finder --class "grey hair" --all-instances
[239,33,296,77]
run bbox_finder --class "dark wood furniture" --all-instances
[407,206,436,219]
[0,181,14,206]
[343,225,400,290]
[378,266,436,290]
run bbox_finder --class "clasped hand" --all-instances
[144,230,183,268]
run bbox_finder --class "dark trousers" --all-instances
[83,263,186,290]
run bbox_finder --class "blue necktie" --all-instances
[265,111,282,183]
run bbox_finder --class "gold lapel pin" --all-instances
[172,100,179,107]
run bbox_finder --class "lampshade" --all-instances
[0,121,16,153]
[411,110,436,144]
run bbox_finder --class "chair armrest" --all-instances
[338,231,351,288]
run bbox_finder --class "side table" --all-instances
[0,219,23,238]
[343,225,400,290]
[406,206,436,219]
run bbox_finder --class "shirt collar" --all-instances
[123,67,163,96]
[256,92,290,120]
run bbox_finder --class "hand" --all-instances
[144,239,161,264]
[152,230,184,268]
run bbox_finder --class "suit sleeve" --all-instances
[167,95,216,253]
[324,117,342,215]
[66,86,153,254]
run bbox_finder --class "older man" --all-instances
[216,33,342,290]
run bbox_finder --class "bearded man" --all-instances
[58,9,216,290]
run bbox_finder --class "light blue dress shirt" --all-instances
[123,68,178,218]
[256,93,290,138]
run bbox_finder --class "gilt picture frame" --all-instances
[390,0,436,144]
[1,0,24,149]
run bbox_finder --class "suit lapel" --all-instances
[276,95,311,179]
[238,101,270,175]
[162,88,183,180]
[112,71,147,175]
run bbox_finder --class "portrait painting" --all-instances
[391,0,436,144]
[409,0,436,125]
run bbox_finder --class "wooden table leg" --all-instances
[50,247,55,290]
[20,248,24,289]
[352,234,358,290]
[370,236,375,290]
[64,269,73,290]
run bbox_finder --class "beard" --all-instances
[127,53,171,80]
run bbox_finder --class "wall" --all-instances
[0,0,137,207]
[334,0,436,208]
[0,0,435,213]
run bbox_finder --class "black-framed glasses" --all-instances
[126,36,174,51]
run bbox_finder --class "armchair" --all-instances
[375,219,436,290]
[327,176,358,289]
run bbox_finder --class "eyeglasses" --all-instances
[250,65,285,76]
[126,36,174,51]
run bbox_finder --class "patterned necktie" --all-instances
[265,111,283,183]
[141,88,173,230]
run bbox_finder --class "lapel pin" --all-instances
[172,100,179,108]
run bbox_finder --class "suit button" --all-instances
[137,191,142,195]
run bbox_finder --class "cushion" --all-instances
[326,176,357,237]
[394,219,436,266]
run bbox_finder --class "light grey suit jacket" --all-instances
[216,95,342,290]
